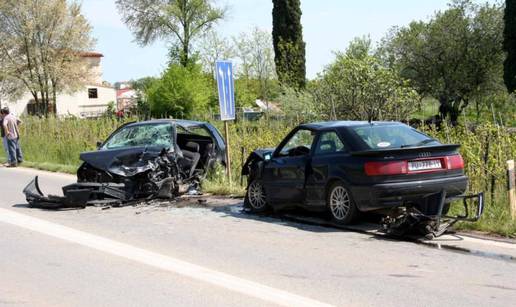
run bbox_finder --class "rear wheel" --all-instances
[327,182,358,225]
[245,179,269,213]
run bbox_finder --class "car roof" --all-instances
[123,119,209,129]
[298,121,404,130]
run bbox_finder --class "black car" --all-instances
[242,121,470,225]
[24,119,227,208]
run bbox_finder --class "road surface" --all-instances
[1,167,515,307]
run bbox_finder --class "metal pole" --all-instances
[507,160,515,219]
[224,120,232,185]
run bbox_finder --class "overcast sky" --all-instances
[81,0,498,84]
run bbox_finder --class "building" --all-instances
[116,82,138,113]
[4,52,116,118]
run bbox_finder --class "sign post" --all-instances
[215,60,236,185]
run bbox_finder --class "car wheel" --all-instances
[245,180,269,213]
[327,182,358,225]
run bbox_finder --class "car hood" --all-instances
[80,146,169,177]
[241,148,275,176]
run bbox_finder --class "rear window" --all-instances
[350,124,439,149]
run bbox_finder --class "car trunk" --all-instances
[351,144,465,183]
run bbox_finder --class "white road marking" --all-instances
[0,208,334,307]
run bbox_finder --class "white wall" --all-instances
[57,85,116,118]
[3,85,116,118]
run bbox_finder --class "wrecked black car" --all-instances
[242,121,483,238]
[24,119,227,209]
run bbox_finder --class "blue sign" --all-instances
[216,60,235,121]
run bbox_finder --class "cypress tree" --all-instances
[504,0,516,93]
[272,0,306,89]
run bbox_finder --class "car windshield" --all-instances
[350,124,439,150]
[102,123,174,150]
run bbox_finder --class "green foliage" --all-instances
[276,87,318,121]
[380,0,505,123]
[272,0,306,88]
[147,63,213,118]
[504,0,516,93]
[313,54,420,121]
[116,0,225,67]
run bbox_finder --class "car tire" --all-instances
[244,179,269,213]
[327,182,358,225]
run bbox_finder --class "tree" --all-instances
[313,54,420,122]
[504,0,516,93]
[116,0,225,67]
[147,63,213,118]
[272,0,306,88]
[233,28,277,103]
[0,0,95,114]
[198,31,234,78]
[380,0,504,123]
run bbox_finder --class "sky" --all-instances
[81,0,498,84]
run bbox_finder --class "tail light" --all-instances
[365,161,408,176]
[365,154,464,176]
[446,154,464,170]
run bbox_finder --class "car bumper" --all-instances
[351,175,468,211]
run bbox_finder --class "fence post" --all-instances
[508,160,516,219]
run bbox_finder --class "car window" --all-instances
[278,129,315,156]
[350,124,438,149]
[176,125,211,137]
[102,123,174,150]
[315,131,347,155]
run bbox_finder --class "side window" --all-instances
[315,131,347,155]
[278,129,315,156]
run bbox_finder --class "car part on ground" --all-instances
[381,191,484,239]
[242,121,484,239]
[23,120,226,209]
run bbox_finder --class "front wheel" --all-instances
[244,179,269,213]
[327,182,359,225]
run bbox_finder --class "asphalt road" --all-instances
[1,167,516,307]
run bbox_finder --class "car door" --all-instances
[263,128,316,204]
[305,130,349,207]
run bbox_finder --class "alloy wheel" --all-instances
[330,186,351,220]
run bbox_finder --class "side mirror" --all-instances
[96,141,103,149]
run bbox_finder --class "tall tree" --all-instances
[116,0,225,67]
[272,0,306,88]
[0,0,95,114]
[380,0,504,124]
[504,0,516,93]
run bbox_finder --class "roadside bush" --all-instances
[147,63,214,118]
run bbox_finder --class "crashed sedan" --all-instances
[24,119,226,209]
[242,121,483,237]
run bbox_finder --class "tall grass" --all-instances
[4,116,515,236]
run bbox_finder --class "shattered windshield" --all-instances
[350,124,439,150]
[102,123,174,150]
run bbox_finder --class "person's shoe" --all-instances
[17,160,23,165]
[6,163,17,168]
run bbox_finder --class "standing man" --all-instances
[1,107,23,167]
[0,109,10,164]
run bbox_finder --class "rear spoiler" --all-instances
[351,144,461,157]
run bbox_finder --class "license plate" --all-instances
[408,159,442,171]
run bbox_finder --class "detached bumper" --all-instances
[352,175,468,211]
